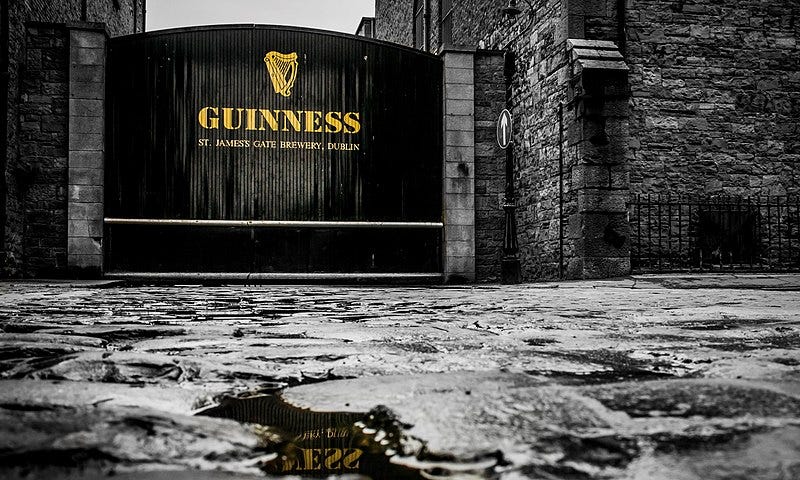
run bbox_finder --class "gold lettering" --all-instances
[197,107,361,134]
[324,111,343,133]
[303,449,322,471]
[281,110,302,132]
[342,448,363,470]
[222,107,244,129]
[258,109,280,131]
[324,448,343,469]
[244,108,259,130]
[304,110,324,133]
[280,450,301,472]
[198,107,219,129]
[343,112,361,134]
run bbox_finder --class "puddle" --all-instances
[529,369,674,385]
[197,393,495,479]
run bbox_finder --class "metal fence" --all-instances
[630,195,800,272]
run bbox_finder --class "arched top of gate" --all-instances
[111,23,442,61]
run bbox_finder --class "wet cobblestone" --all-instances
[0,275,799,479]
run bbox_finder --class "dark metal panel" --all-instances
[107,26,443,222]
[106,26,443,273]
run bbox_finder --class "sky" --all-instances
[146,0,376,34]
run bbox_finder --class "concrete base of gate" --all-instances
[103,272,445,285]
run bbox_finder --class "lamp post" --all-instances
[500,51,521,284]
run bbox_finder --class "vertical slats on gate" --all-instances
[106,26,443,273]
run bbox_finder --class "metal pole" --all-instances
[558,102,565,278]
[501,51,521,283]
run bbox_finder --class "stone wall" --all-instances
[442,50,476,282]
[374,0,413,45]
[375,0,800,279]
[375,0,576,280]
[473,51,506,282]
[625,0,800,197]
[465,0,575,280]
[3,0,143,276]
[18,25,70,276]
[68,28,106,275]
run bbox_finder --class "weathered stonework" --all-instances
[18,25,70,277]
[374,0,414,45]
[625,0,800,198]
[474,51,506,282]
[3,0,143,277]
[442,49,476,282]
[67,27,105,275]
[375,0,800,280]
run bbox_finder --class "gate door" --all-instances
[105,26,443,276]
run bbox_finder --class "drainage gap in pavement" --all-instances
[197,393,497,479]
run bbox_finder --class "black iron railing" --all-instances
[630,195,800,272]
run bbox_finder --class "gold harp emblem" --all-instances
[264,51,299,97]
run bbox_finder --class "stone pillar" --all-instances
[566,40,631,278]
[441,48,475,283]
[67,25,106,276]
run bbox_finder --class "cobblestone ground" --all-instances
[1,275,799,479]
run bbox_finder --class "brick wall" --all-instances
[3,0,143,276]
[625,0,800,197]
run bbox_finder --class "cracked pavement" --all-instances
[1,274,799,479]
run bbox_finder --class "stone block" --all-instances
[445,177,474,194]
[69,81,104,100]
[446,130,474,147]
[445,146,474,164]
[68,254,103,273]
[444,191,474,210]
[446,240,475,258]
[69,167,103,186]
[444,67,473,85]
[446,115,473,132]
[68,237,102,256]
[70,31,106,49]
[88,219,104,237]
[446,84,474,100]
[571,212,630,255]
[445,99,474,116]
[445,208,475,226]
[69,116,104,134]
[445,224,474,242]
[69,133,103,151]
[70,65,104,83]
[445,161,472,178]
[445,255,476,280]
[576,256,631,279]
[68,219,90,237]
[443,52,474,70]
[69,98,103,117]
[72,47,105,66]
[69,150,103,168]
[577,191,628,213]
[572,164,609,189]
[68,202,104,220]
[69,185,103,203]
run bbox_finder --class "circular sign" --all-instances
[496,109,512,149]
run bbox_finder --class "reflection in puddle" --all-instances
[198,393,490,479]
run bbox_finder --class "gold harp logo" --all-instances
[264,51,299,97]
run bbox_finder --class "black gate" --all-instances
[105,26,443,276]
[630,195,800,272]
